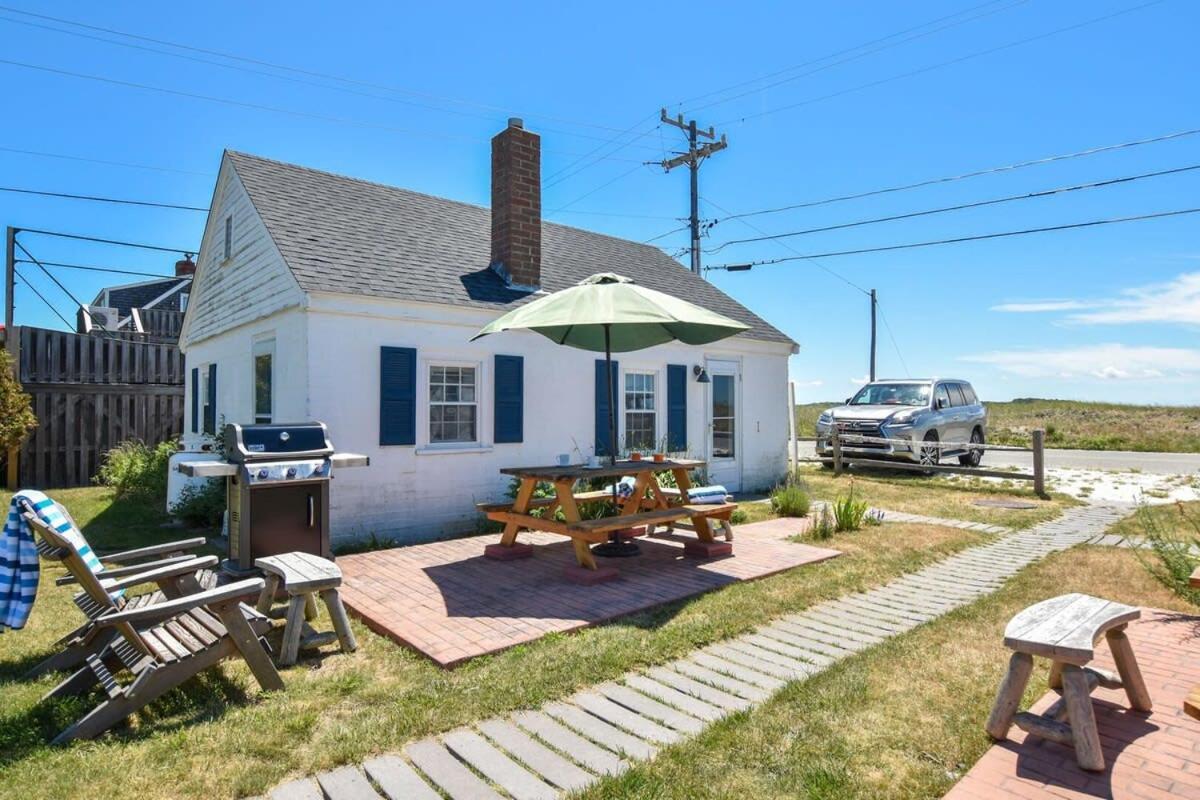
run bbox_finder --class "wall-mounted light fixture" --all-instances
[693,364,710,383]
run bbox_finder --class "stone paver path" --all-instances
[261,505,1126,800]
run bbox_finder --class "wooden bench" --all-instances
[254,552,357,667]
[1188,568,1200,721]
[986,593,1151,771]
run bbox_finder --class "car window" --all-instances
[849,382,931,406]
[948,383,967,407]
[961,384,978,405]
[934,384,952,409]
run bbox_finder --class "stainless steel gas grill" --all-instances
[177,422,368,576]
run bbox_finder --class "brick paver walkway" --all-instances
[261,505,1126,800]
[337,528,840,667]
[945,609,1200,800]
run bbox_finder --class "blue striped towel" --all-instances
[1,491,44,631]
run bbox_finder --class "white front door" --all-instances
[706,359,741,491]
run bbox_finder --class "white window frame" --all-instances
[198,364,215,437]
[421,358,484,451]
[621,367,661,454]
[223,214,233,262]
[252,338,275,425]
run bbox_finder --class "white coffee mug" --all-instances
[556,453,570,466]
[588,455,601,468]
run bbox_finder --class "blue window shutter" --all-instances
[204,363,217,435]
[594,359,618,457]
[667,364,687,452]
[494,355,524,443]
[190,366,199,433]
[380,346,417,446]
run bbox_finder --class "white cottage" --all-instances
[179,120,798,546]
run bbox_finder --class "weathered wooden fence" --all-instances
[6,325,184,488]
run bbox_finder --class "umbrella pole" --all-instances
[594,323,640,558]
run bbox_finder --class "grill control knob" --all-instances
[257,469,268,479]
[286,467,297,478]
[280,431,290,442]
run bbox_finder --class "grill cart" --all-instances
[177,422,368,576]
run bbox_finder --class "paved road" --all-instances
[790,441,1200,475]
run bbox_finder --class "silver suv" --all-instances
[815,379,987,467]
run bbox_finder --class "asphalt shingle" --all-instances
[226,150,794,346]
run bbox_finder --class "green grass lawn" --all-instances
[1105,499,1199,541]
[576,545,1198,799]
[795,399,1200,453]
[0,486,1000,800]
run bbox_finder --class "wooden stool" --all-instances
[254,552,357,667]
[986,593,1152,772]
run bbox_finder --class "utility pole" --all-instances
[4,227,14,332]
[659,109,727,275]
[869,289,877,382]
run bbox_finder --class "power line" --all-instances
[0,185,208,211]
[547,163,652,215]
[716,0,1168,126]
[11,264,73,329]
[18,227,195,254]
[706,162,1200,253]
[14,259,175,279]
[876,302,911,378]
[0,5,652,141]
[706,207,1200,270]
[0,144,210,176]
[642,225,690,244]
[682,0,1025,114]
[713,126,1200,222]
[0,58,651,164]
[544,114,660,185]
[701,195,870,296]
[14,239,117,337]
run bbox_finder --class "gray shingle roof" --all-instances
[227,151,795,347]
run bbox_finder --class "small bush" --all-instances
[771,484,811,517]
[0,348,35,452]
[730,508,749,525]
[1135,502,1200,604]
[171,479,225,528]
[97,439,177,501]
[832,485,869,532]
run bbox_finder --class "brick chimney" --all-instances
[491,118,541,290]
[175,253,196,277]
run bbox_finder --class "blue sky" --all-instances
[0,1,1196,404]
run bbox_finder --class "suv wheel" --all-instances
[959,428,984,467]
[918,431,940,472]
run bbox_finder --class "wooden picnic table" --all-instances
[1188,568,1200,720]
[484,458,736,573]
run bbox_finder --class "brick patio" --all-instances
[946,608,1200,800]
[338,521,839,667]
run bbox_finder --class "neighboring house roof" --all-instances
[92,277,191,317]
[225,151,795,347]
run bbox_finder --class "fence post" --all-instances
[1032,428,1046,497]
[832,429,843,475]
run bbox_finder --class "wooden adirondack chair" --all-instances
[29,514,284,743]
[24,501,217,677]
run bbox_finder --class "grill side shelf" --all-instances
[177,461,239,478]
[330,453,370,469]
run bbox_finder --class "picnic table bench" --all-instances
[1188,567,1200,720]
[481,459,737,580]
[986,593,1151,771]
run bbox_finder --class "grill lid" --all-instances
[223,422,334,462]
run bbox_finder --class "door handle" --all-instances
[307,494,315,528]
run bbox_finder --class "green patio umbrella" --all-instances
[472,272,749,557]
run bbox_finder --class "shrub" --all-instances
[1134,502,1200,604]
[171,479,225,528]
[730,508,748,525]
[0,348,36,452]
[771,484,811,517]
[97,439,177,501]
[832,485,869,532]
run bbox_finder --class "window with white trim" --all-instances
[429,365,477,444]
[253,339,274,424]
[624,371,657,451]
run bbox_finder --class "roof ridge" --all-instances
[223,149,678,261]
